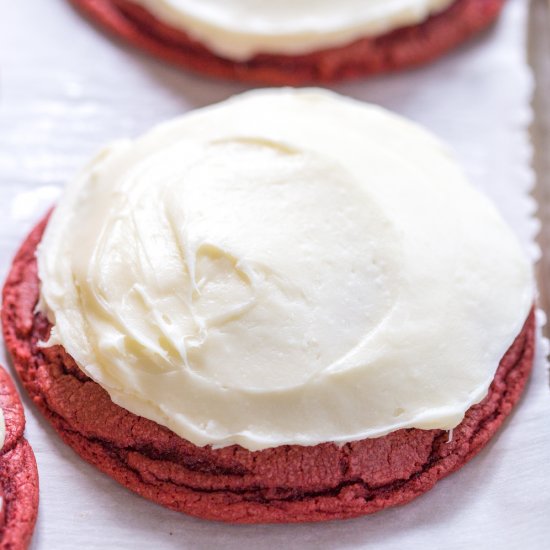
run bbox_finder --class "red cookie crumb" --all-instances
[0,365,39,550]
[67,0,505,84]
[1,215,535,523]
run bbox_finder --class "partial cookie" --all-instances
[2,215,535,523]
[67,0,505,84]
[0,366,39,550]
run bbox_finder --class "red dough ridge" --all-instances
[0,366,39,550]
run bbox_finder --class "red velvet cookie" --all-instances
[67,0,505,84]
[0,365,39,549]
[1,215,535,523]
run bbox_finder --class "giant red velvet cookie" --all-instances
[1,215,535,523]
[0,366,39,549]
[67,0,505,84]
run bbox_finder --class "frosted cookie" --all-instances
[0,365,39,548]
[68,0,505,84]
[2,89,535,523]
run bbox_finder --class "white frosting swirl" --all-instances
[37,89,533,451]
[130,0,455,60]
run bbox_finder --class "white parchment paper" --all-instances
[0,0,549,548]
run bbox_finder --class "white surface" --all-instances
[0,0,548,548]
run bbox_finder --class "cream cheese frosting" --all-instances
[129,0,455,60]
[37,89,533,452]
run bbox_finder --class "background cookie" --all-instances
[67,0,505,84]
[1,216,535,523]
[0,365,39,550]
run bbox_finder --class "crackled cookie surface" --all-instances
[0,366,38,549]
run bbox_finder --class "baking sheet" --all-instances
[1,0,549,548]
